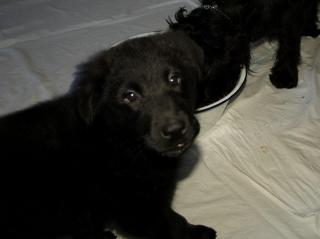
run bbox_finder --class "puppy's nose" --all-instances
[161,119,186,139]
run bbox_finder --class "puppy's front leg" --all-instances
[165,209,217,239]
[116,208,216,239]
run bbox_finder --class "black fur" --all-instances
[168,0,319,105]
[0,32,216,239]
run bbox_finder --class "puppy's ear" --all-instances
[70,51,109,124]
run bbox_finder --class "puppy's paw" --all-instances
[269,65,298,89]
[189,225,217,239]
[104,231,117,239]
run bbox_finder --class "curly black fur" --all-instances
[0,32,216,239]
[169,0,319,104]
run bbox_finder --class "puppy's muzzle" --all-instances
[160,119,187,140]
[158,117,196,158]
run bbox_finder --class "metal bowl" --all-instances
[195,67,247,137]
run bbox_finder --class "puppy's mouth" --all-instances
[161,141,192,158]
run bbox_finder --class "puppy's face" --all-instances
[74,31,204,157]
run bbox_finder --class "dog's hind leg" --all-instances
[270,1,319,88]
[269,9,304,89]
[269,34,301,89]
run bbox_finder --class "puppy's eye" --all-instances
[121,90,141,104]
[168,72,182,86]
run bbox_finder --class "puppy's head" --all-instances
[72,31,204,157]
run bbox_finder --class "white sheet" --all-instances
[1,1,319,238]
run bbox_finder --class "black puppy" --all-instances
[0,32,216,239]
[169,0,319,105]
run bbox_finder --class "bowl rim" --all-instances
[195,67,247,113]
[110,31,162,48]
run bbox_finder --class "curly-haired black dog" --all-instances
[0,32,216,239]
[169,0,319,105]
